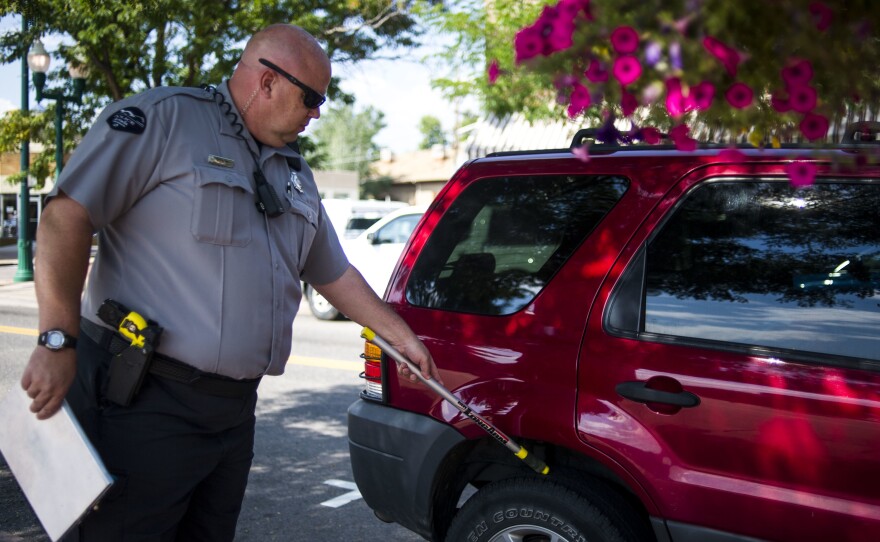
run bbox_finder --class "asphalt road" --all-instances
[0,259,425,541]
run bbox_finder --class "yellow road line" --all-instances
[0,325,38,337]
[0,324,359,371]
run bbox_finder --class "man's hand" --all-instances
[389,333,443,385]
[21,347,77,419]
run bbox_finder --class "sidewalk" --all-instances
[0,261,38,310]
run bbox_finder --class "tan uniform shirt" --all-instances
[54,82,348,379]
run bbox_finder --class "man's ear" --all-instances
[259,71,275,97]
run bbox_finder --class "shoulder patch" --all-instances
[107,107,147,134]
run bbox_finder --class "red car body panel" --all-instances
[365,147,880,541]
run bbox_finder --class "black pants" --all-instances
[64,332,258,542]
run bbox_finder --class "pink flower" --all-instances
[665,77,692,117]
[785,161,817,187]
[613,55,642,86]
[546,17,575,53]
[669,124,697,151]
[487,60,500,84]
[691,81,715,111]
[567,81,592,118]
[639,126,662,144]
[557,0,582,19]
[514,26,543,63]
[621,88,638,117]
[703,36,741,76]
[672,14,696,34]
[770,91,791,113]
[571,144,591,163]
[789,85,817,113]
[725,82,754,109]
[809,2,833,32]
[782,60,814,88]
[718,148,747,161]
[611,26,639,54]
[584,58,608,82]
[800,113,829,141]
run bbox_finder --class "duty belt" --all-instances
[80,318,261,399]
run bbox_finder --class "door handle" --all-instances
[616,380,700,408]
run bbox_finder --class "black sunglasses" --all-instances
[258,58,326,109]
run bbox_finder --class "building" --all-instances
[313,169,359,200]
[0,150,55,240]
[372,145,461,206]
[373,114,581,205]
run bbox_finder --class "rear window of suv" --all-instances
[407,174,629,315]
[610,178,880,364]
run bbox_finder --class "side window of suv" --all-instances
[407,174,628,315]
[610,179,880,363]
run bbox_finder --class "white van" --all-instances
[322,199,408,240]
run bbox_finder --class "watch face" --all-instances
[46,331,66,349]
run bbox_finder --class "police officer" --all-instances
[21,24,441,541]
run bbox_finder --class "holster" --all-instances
[105,343,155,406]
[98,299,163,406]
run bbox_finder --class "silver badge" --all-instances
[290,170,303,193]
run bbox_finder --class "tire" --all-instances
[445,477,650,542]
[305,284,345,321]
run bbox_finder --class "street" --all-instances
[0,257,424,541]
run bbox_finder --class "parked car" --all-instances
[347,130,880,542]
[322,198,408,239]
[305,205,426,320]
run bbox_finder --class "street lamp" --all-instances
[13,37,87,283]
[13,18,34,282]
[27,38,87,178]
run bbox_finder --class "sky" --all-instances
[0,15,473,155]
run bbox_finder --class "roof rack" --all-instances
[843,121,880,143]
[569,122,880,150]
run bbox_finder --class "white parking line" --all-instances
[320,479,362,508]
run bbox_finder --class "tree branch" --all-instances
[323,3,405,35]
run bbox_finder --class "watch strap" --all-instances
[38,329,78,350]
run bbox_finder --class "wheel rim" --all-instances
[488,524,568,542]
[310,289,334,314]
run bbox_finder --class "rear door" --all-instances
[578,164,880,541]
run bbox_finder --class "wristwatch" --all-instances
[38,329,78,351]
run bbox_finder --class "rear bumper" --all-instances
[348,399,465,539]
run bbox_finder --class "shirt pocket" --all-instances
[285,196,319,273]
[191,165,254,246]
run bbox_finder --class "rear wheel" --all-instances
[445,477,651,542]
[305,284,345,321]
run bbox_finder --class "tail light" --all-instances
[359,340,385,401]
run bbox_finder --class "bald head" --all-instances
[240,24,330,76]
[229,24,331,146]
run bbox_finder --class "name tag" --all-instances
[207,155,235,168]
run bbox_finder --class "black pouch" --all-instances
[105,344,154,406]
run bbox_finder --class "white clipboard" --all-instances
[0,387,113,541]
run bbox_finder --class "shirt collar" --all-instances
[215,81,302,166]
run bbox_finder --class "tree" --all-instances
[309,103,385,181]
[416,0,557,121]
[418,115,447,149]
[0,0,431,186]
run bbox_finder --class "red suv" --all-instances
[347,130,880,542]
